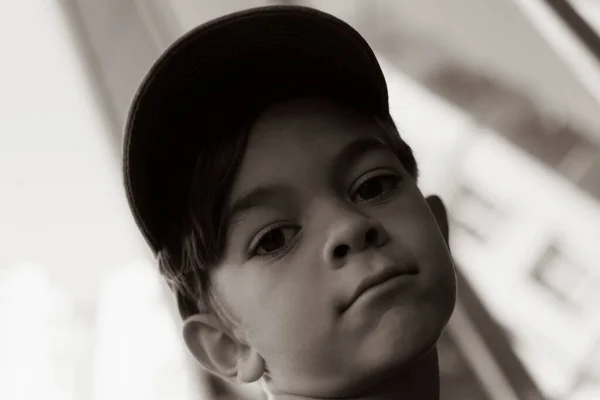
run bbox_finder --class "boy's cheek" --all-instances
[389,207,456,294]
[391,209,448,259]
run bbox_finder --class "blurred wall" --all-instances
[62,0,167,137]
[0,2,165,399]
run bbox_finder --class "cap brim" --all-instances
[123,5,389,253]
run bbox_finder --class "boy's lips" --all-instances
[342,264,418,313]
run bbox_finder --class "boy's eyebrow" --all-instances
[227,183,295,225]
[331,137,390,178]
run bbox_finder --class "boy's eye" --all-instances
[252,226,300,257]
[352,174,402,203]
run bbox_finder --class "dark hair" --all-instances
[158,100,419,320]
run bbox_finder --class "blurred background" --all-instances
[2,0,600,399]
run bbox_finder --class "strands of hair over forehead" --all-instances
[158,118,252,319]
[158,99,418,320]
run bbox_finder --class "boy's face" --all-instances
[203,98,456,396]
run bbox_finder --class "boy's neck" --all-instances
[272,347,440,400]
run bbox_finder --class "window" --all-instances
[579,156,600,200]
[531,241,595,310]
[451,185,505,243]
[559,142,598,183]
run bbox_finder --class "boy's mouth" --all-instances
[341,264,419,313]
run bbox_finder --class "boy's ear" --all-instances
[182,313,265,384]
[426,194,449,244]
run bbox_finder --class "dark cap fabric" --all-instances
[123,5,390,255]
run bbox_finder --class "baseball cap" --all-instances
[123,5,390,255]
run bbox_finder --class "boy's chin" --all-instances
[340,306,450,386]
[357,292,451,353]
[281,346,439,399]
[361,322,441,372]
[279,324,443,399]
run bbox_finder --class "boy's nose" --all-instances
[322,215,388,268]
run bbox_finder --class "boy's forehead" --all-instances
[229,99,391,201]
[247,97,374,146]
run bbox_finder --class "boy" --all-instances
[123,5,456,400]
